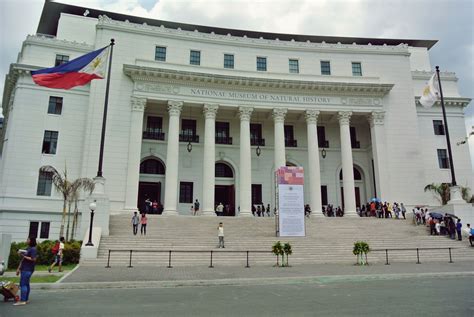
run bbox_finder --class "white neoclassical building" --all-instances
[0,2,472,241]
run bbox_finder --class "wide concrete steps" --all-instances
[81,215,474,266]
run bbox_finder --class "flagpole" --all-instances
[97,38,115,178]
[435,66,457,186]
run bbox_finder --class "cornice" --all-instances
[97,15,410,56]
[124,65,394,97]
[411,70,458,81]
[23,34,94,52]
[414,96,471,108]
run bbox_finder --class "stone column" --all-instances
[124,97,147,211]
[239,106,253,216]
[338,111,357,216]
[163,101,183,215]
[305,110,323,216]
[368,111,390,201]
[202,104,219,216]
[273,108,287,170]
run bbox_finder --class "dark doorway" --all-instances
[214,185,235,216]
[138,182,162,214]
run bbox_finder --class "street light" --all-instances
[321,148,327,159]
[85,201,97,246]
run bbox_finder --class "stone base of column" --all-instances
[202,209,216,216]
[344,211,359,218]
[239,211,253,217]
[162,209,179,216]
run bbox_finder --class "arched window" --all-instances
[140,159,165,175]
[286,162,297,167]
[339,167,362,180]
[215,163,233,178]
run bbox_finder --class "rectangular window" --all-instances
[40,222,50,239]
[224,54,234,69]
[48,96,63,115]
[433,120,445,135]
[215,122,231,144]
[250,123,264,146]
[437,149,449,169]
[320,61,331,75]
[147,116,163,132]
[155,46,167,62]
[54,54,69,67]
[29,222,39,239]
[257,57,267,71]
[181,119,197,136]
[37,171,53,196]
[350,127,360,148]
[289,59,299,73]
[352,62,362,76]
[251,184,262,205]
[42,130,59,154]
[284,125,297,147]
[321,185,328,206]
[179,182,193,203]
[190,50,201,65]
[317,126,329,148]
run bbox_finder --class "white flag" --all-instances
[419,73,440,108]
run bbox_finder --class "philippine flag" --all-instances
[31,46,110,90]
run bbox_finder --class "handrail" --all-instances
[370,247,457,265]
[105,249,274,269]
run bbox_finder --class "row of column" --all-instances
[124,97,387,217]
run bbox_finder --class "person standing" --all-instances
[217,222,225,248]
[467,224,473,246]
[216,202,224,217]
[140,213,148,236]
[145,198,151,214]
[266,204,271,217]
[131,212,139,235]
[400,203,406,220]
[48,236,65,272]
[13,237,37,306]
[152,200,158,214]
[456,219,463,241]
[194,199,200,215]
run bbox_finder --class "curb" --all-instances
[31,271,474,290]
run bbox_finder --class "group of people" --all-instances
[144,198,162,214]
[252,203,272,217]
[131,211,148,235]
[356,201,407,219]
[323,205,344,217]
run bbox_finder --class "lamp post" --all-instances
[321,148,327,159]
[85,201,97,246]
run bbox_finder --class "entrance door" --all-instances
[138,182,161,213]
[215,185,235,216]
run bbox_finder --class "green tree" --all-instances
[283,242,292,267]
[40,166,94,240]
[424,183,471,205]
[353,241,370,265]
[272,241,283,267]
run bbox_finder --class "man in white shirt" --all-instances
[216,202,224,217]
[217,222,225,248]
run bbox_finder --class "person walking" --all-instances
[217,222,225,248]
[467,224,473,246]
[456,219,463,241]
[266,204,271,217]
[131,212,139,235]
[13,237,37,306]
[194,199,200,215]
[140,213,148,236]
[48,236,64,272]
[400,203,406,220]
[216,202,224,217]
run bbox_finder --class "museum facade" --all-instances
[0,2,472,241]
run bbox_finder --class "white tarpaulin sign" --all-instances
[277,167,305,237]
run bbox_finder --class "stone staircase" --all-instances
[81,215,474,267]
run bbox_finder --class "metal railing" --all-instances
[370,247,457,265]
[179,134,199,143]
[250,137,265,146]
[285,139,298,147]
[215,136,233,144]
[318,140,329,148]
[143,129,165,140]
[104,249,273,269]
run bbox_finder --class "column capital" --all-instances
[305,109,320,124]
[238,106,253,121]
[368,111,385,127]
[203,104,219,119]
[272,108,288,122]
[338,111,352,125]
[131,96,146,112]
[167,100,183,117]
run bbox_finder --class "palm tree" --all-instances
[67,179,94,240]
[39,166,94,240]
[424,183,471,205]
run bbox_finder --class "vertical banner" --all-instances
[277,167,305,237]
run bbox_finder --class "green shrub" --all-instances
[8,240,82,269]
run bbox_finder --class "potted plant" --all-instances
[353,241,370,265]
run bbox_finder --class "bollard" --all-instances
[385,249,390,265]
[209,250,214,268]
[167,250,173,268]
[128,250,133,268]
[448,247,453,263]
[416,248,420,264]
[105,250,111,268]
[245,251,250,268]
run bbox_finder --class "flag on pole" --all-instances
[31,46,110,89]
[419,73,440,108]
